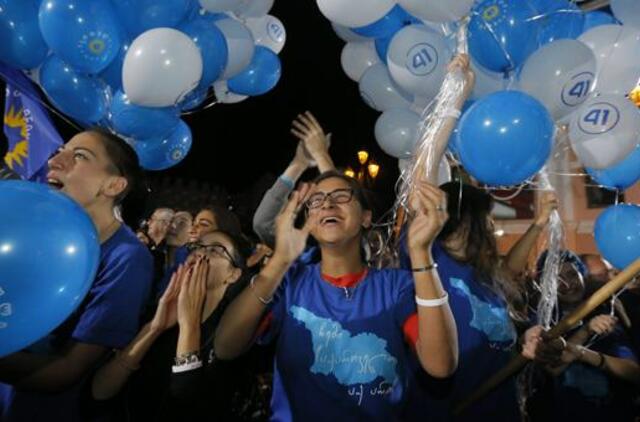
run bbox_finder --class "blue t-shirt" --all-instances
[260,263,417,421]
[0,225,153,422]
[402,241,520,422]
[552,325,638,421]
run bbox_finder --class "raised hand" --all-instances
[407,181,449,252]
[290,111,330,162]
[273,184,319,264]
[149,264,186,333]
[177,257,209,328]
[535,191,559,228]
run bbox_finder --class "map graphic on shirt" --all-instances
[290,306,398,386]
[450,278,516,345]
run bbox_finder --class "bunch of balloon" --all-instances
[318,0,474,170]
[0,0,287,171]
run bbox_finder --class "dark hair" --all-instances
[211,229,251,271]
[88,128,142,205]
[312,170,372,211]
[438,182,498,281]
[198,204,242,237]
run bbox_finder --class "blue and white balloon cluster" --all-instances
[322,0,640,192]
[0,0,286,170]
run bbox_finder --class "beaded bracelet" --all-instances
[411,263,438,273]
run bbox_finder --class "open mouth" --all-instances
[320,216,342,226]
[47,177,64,190]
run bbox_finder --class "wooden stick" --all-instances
[453,257,640,415]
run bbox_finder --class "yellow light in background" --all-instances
[344,168,356,178]
[367,162,380,179]
[357,150,369,165]
[629,86,640,107]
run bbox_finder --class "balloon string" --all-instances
[0,69,83,133]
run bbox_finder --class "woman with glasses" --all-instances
[215,170,458,421]
[0,129,154,421]
[89,230,248,420]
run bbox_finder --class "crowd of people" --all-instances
[0,55,639,421]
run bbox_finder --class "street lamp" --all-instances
[345,150,380,187]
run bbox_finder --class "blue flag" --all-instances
[1,63,63,181]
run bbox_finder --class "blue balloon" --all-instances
[180,16,228,89]
[582,11,619,32]
[586,145,640,191]
[134,120,192,170]
[536,1,584,46]
[595,204,640,269]
[352,5,419,38]
[179,88,209,111]
[39,0,123,74]
[112,0,192,38]
[468,0,541,73]
[109,90,179,140]
[99,42,130,91]
[456,90,553,186]
[227,46,281,96]
[40,55,108,125]
[0,181,100,358]
[0,0,48,69]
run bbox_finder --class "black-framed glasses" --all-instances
[186,242,237,267]
[306,188,354,209]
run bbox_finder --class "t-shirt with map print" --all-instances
[258,262,417,421]
[400,241,520,422]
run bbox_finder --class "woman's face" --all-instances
[188,210,217,243]
[47,132,125,208]
[188,231,239,289]
[307,177,371,246]
[166,211,193,247]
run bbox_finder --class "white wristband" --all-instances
[172,359,203,373]
[441,108,461,120]
[415,292,449,307]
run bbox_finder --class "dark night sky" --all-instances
[0,2,400,207]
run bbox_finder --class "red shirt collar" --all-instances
[321,268,369,288]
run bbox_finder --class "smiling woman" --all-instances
[0,129,154,422]
[215,170,458,421]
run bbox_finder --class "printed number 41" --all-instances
[583,108,610,126]
[413,48,433,69]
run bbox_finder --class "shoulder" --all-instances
[103,225,153,268]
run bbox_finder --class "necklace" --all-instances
[322,268,369,301]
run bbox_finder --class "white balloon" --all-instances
[470,60,504,100]
[123,28,202,107]
[359,63,413,112]
[215,18,255,79]
[569,94,640,169]
[340,41,380,82]
[331,23,370,42]
[199,0,236,13]
[375,108,421,159]
[245,15,286,54]
[234,0,274,19]
[213,80,248,103]
[398,157,452,185]
[398,0,474,23]
[611,0,640,28]
[387,24,452,98]
[579,25,640,95]
[316,0,395,28]
[519,39,596,121]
